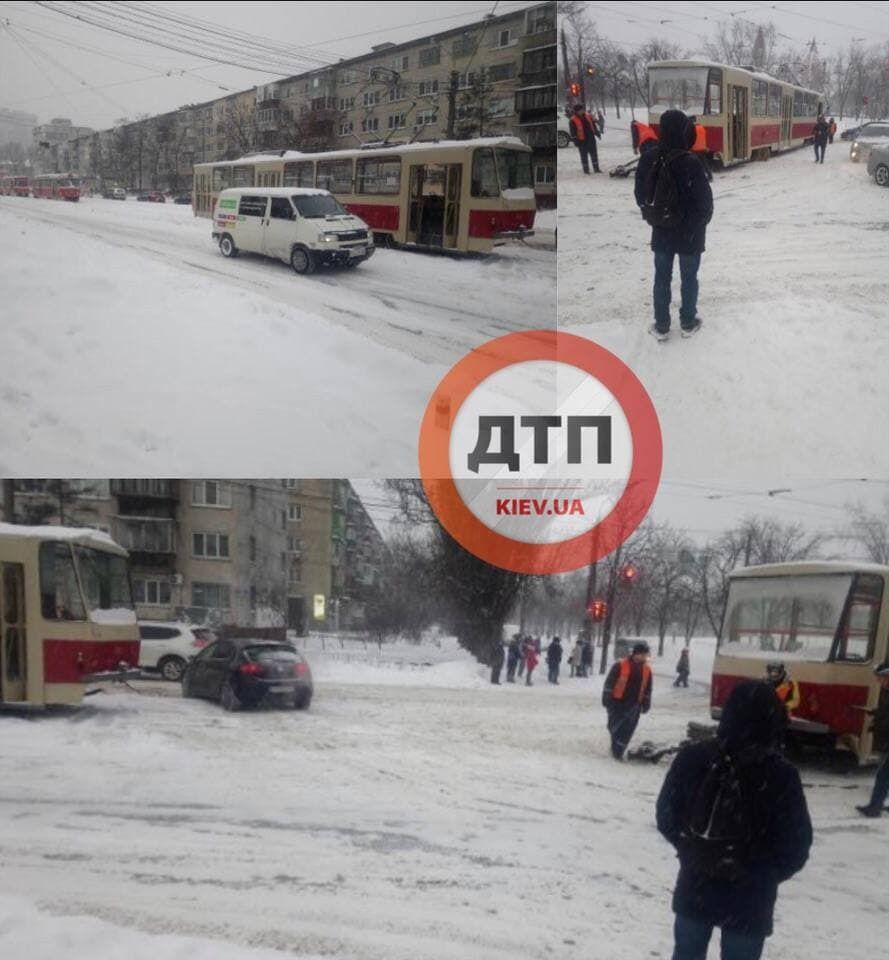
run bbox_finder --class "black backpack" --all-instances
[640,148,686,228]
[680,747,757,881]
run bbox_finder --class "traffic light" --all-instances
[585,64,596,76]
[588,598,607,621]
[619,563,638,584]
[569,82,580,97]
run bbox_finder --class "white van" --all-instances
[211,187,374,274]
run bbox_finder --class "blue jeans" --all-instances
[673,915,765,960]
[653,250,702,331]
[868,752,889,808]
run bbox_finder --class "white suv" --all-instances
[138,622,217,681]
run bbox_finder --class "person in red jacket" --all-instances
[602,641,653,758]
[570,104,602,174]
[524,640,540,686]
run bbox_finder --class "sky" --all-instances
[0,1,542,128]
[570,0,889,61]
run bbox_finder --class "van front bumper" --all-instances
[317,244,375,266]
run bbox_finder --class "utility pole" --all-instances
[446,71,459,139]
[560,25,571,109]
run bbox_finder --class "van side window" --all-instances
[238,196,268,218]
[270,197,293,220]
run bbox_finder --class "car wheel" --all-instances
[219,234,238,258]
[557,131,570,149]
[158,655,186,682]
[293,691,312,710]
[220,681,241,711]
[875,164,889,187]
[290,246,316,275]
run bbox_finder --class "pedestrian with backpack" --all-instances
[855,660,889,818]
[656,681,813,960]
[634,109,713,342]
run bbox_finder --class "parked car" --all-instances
[137,191,166,202]
[101,186,126,200]
[849,121,889,162]
[840,124,864,141]
[181,638,313,710]
[138,621,217,681]
[557,113,571,148]
[173,194,192,205]
[867,144,889,187]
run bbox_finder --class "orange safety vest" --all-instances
[776,679,800,713]
[612,657,652,703]
[692,123,707,152]
[570,113,596,142]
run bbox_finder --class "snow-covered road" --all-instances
[0,642,883,960]
[558,118,889,483]
[0,198,555,475]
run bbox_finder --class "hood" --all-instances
[659,109,691,151]
[717,680,787,753]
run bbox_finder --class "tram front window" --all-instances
[39,542,86,621]
[649,66,708,115]
[292,194,348,218]
[495,149,533,193]
[73,547,134,620]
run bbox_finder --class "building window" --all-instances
[389,87,404,103]
[287,536,303,553]
[457,72,477,90]
[361,117,380,133]
[452,35,475,58]
[496,29,513,48]
[192,532,230,559]
[523,47,557,75]
[133,577,171,606]
[387,113,406,130]
[363,91,381,108]
[289,563,302,585]
[192,481,231,508]
[526,7,554,34]
[250,585,257,610]
[418,46,440,67]
[249,535,257,561]
[288,504,302,521]
[339,121,354,136]
[418,79,439,97]
[338,96,355,111]
[488,63,517,82]
[393,54,409,71]
[191,582,230,609]
[516,86,556,111]
[535,163,555,185]
[417,110,437,126]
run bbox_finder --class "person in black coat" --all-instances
[856,660,889,817]
[580,639,593,677]
[634,108,713,339]
[674,648,690,687]
[656,681,813,960]
[546,636,563,684]
[813,115,829,163]
[506,635,522,683]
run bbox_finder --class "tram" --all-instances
[0,176,30,197]
[712,562,889,763]
[0,524,140,707]
[31,173,81,201]
[193,137,537,254]
[648,60,825,166]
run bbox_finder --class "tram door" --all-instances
[728,86,749,161]
[0,564,26,703]
[408,164,461,248]
[780,95,793,145]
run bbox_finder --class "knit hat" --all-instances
[632,642,651,656]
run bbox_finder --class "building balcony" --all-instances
[112,517,176,562]
[112,480,178,501]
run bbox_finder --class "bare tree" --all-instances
[844,499,889,565]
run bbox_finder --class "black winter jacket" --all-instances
[656,682,812,936]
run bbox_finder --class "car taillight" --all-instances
[192,638,210,648]
[294,662,310,677]
[239,663,264,677]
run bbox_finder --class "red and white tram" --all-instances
[0,176,30,197]
[0,524,140,708]
[648,60,825,166]
[31,173,81,201]
[193,137,537,254]
[712,562,889,764]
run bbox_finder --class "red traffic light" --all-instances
[569,82,580,97]
[588,599,607,621]
[619,563,638,583]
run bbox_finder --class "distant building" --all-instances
[0,109,37,148]
[34,118,93,173]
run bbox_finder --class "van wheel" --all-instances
[158,655,186,682]
[290,246,316,275]
[219,234,238,258]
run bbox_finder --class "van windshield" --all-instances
[292,194,347,218]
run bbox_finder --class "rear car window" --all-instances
[245,646,300,664]
[139,626,180,640]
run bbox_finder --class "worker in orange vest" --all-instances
[602,641,653,759]
[827,117,837,144]
[631,118,659,155]
[569,103,602,174]
[766,662,800,716]
[687,115,713,181]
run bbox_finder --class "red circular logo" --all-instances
[418,330,662,574]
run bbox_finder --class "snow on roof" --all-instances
[224,136,530,167]
[731,560,889,578]
[218,187,329,197]
[0,522,127,555]
[647,60,824,97]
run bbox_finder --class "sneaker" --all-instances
[856,804,882,818]
[649,325,670,342]
[680,318,703,338]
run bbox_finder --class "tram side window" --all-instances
[316,160,353,193]
[768,85,783,117]
[836,575,883,661]
[212,166,232,192]
[74,547,132,614]
[356,158,401,195]
[793,90,805,116]
[232,166,254,187]
[39,543,85,621]
[752,79,768,117]
[238,196,268,218]
[283,162,315,187]
[471,148,499,198]
[705,68,722,115]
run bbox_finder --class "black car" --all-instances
[181,638,313,711]
[173,194,192,205]
[840,125,864,141]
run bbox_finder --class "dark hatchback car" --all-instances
[181,638,313,711]
[137,191,166,202]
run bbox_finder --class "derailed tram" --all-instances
[712,562,889,764]
[648,60,825,167]
[0,524,140,708]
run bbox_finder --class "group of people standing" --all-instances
[498,634,594,685]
